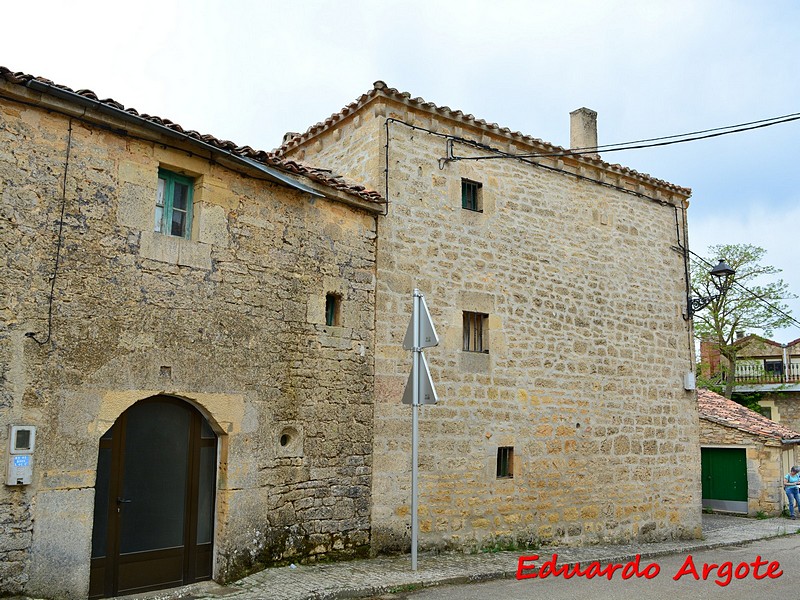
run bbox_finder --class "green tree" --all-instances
[691,243,795,398]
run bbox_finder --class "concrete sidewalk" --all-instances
[135,514,798,600]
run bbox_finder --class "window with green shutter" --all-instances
[155,168,194,239]
[461,179,482,212]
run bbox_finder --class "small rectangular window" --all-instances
[764,360,783,376]
[461,179,482,212]
[463,311,488,353]
[155,168,194,239]
[325,293,340,326]
[497,446,514,479]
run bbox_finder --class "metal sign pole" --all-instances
[402,288,438,572]
[411,288,420,571]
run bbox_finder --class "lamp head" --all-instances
[710,259,735,279]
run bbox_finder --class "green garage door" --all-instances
[701,447,748,513]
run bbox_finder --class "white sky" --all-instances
[3,0,800,341]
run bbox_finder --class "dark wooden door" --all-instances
[89,397,217,598]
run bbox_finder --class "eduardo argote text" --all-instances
[516,553,782,587]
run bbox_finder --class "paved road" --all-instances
[386,534,800,600]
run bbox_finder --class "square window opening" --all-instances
[463,311,489,353]
[325,293,341,326]
[156,168,194,239]
[461,179,483,212]
[497,446,514,479]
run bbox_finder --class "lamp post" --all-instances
[688,259,736,317]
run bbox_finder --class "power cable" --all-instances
[570,111,800,153]
[446,112,800,161]
[26,118,73,345]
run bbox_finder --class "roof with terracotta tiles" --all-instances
[278,80,692,197]
[0,66,383,206]
[698,388,800,442]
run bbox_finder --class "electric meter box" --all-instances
[6,425,36,486]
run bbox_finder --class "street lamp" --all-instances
[688,259,736,317]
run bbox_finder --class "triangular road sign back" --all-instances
[402,295,439,350]
[402,353,439,405]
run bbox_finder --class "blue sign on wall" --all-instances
[13,455,30,467]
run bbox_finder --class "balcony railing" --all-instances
[729,363,800,384]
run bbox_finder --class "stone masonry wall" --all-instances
[286,96,702,552]
[699,421,787,515]
[0,92,377,598]
[762,392,800,432]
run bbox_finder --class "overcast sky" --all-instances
[3,0,799,341]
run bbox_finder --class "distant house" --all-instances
[698,388,800,515]
[700,335,800,428]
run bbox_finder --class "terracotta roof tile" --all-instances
[698,388,800,441]
[0,66,383,206]
[279,81,691,197]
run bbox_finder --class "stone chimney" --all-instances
[570,107,598,158]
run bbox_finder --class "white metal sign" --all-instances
[402,294,439,350]
[401,353,439,405]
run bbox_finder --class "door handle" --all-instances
[116,497,132,504]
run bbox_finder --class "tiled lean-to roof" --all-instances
[279,80,692,198]
[698,388,800,442]
[0,66,383,206]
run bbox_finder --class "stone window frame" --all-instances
[155,167,195,239]
[463,311,489,353]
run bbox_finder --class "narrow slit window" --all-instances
[497,446,514,479]
[463,311,488,353]
[325,293,340,326]
[461,179,483,212]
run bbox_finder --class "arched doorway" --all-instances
[89,396,217,598]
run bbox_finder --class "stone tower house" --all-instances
[281,81,701,552]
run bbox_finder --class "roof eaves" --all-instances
[0,66,384,209]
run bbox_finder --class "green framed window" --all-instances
[155,168,194,238]
[461,179,482,212]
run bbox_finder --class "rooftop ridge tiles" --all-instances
[277,80,692,196]
[0,65,383,205]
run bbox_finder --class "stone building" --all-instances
[698,388,800,515]
[281,82,702,552]
[0,67,383,599]
[700,335,800,428]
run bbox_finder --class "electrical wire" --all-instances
[447,111,800,161]
[688,250,800,330]
[26,118,73,345]
[570,111,800,152]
